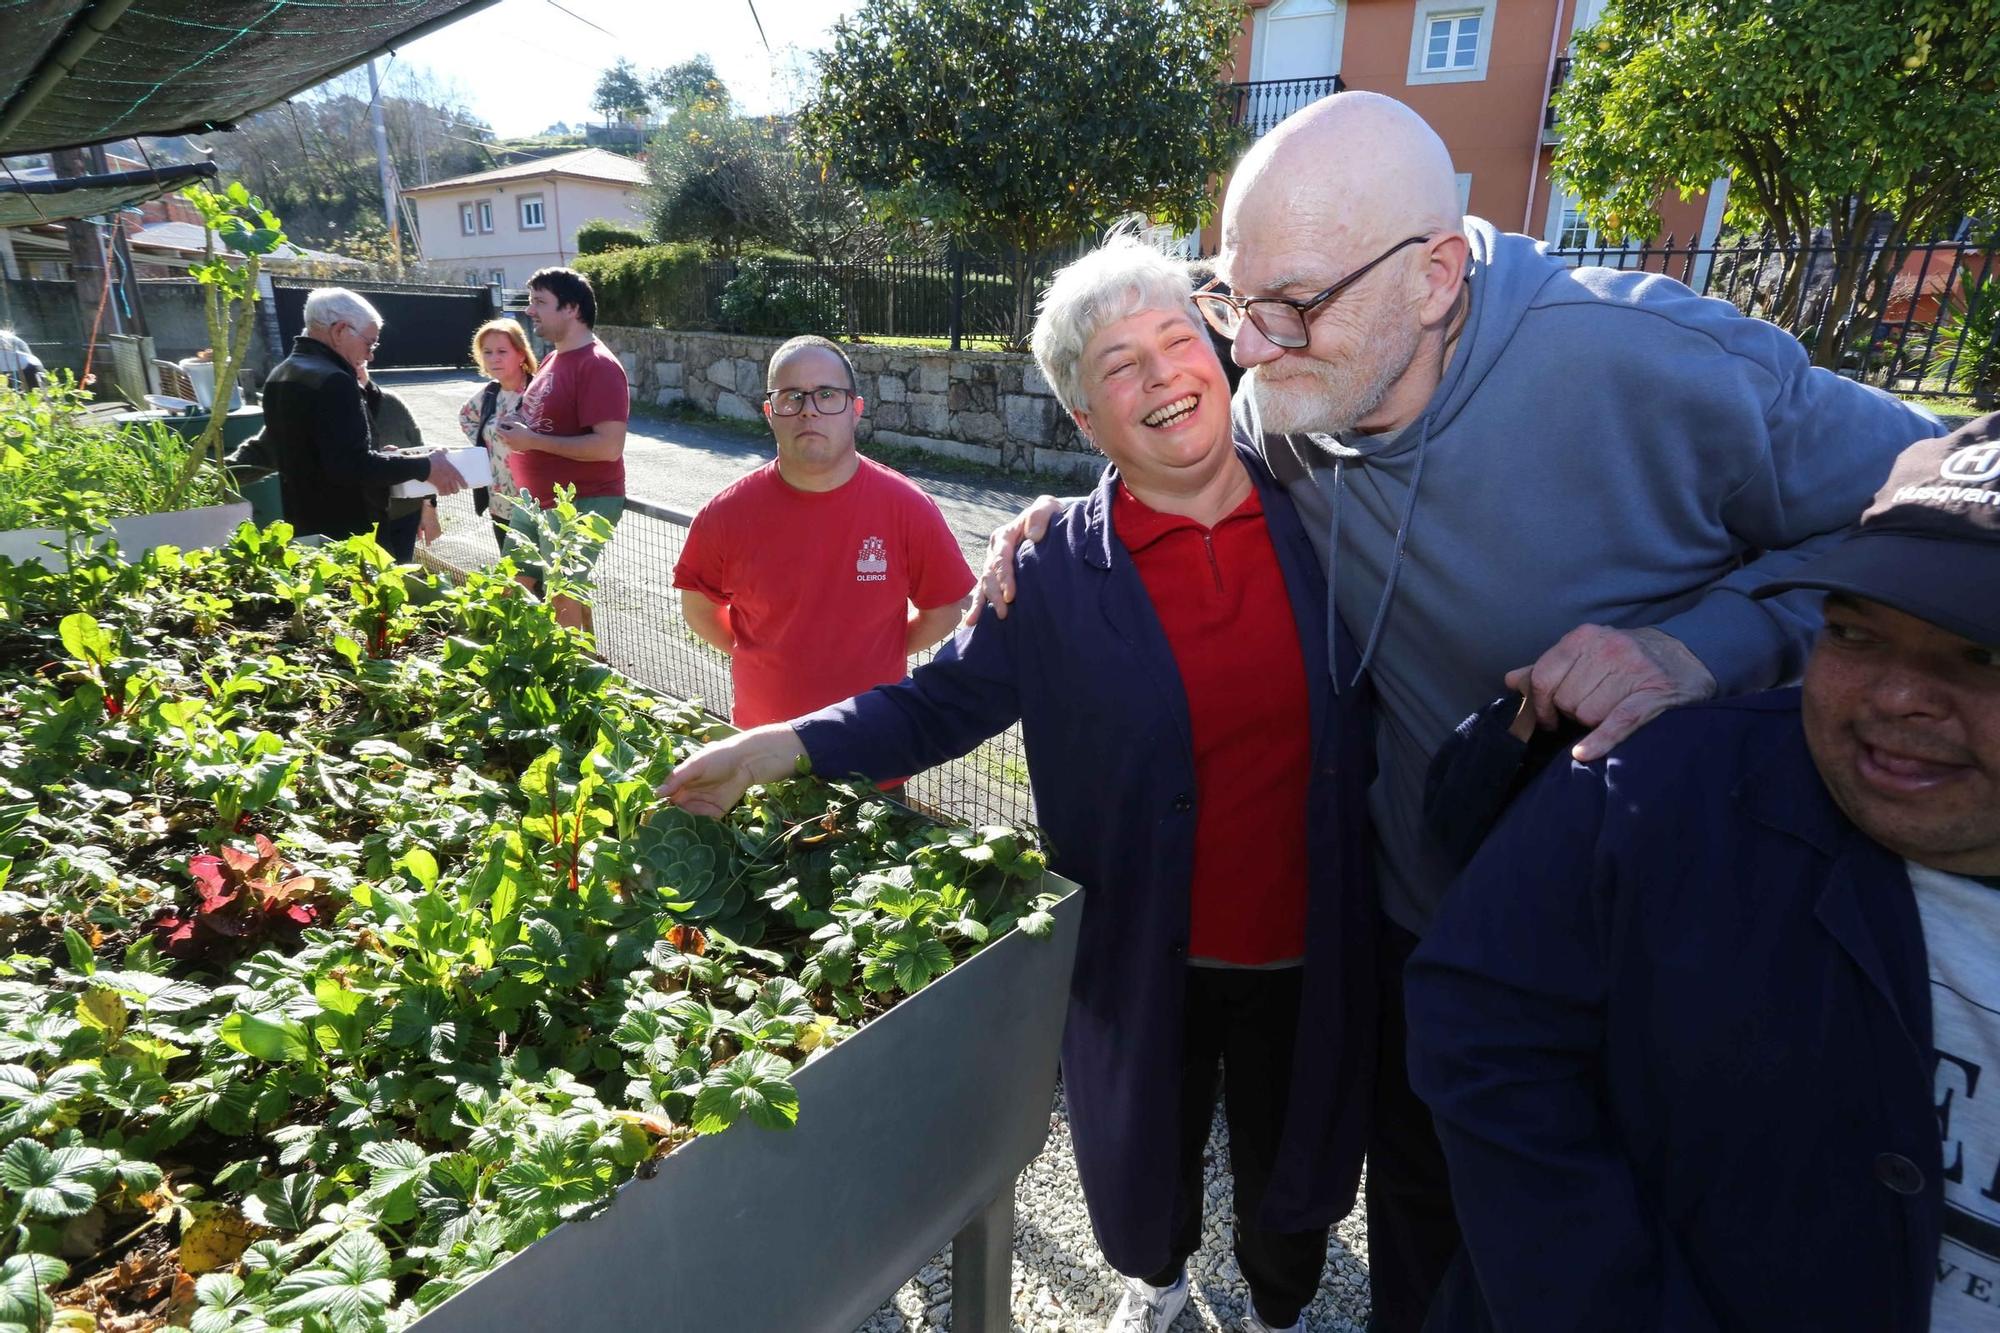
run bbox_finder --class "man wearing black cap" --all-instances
[1402,416,2000,1332]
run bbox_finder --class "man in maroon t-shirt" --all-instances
[673,335,973,729]
[495,266,629,631]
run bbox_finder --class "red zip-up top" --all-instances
[1111,480,1313,965]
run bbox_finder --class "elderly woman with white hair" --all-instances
[260,286,465,542]
[663,238,1376,1333]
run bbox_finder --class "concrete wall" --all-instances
[2,277,273,381]
[596,326,1104,482]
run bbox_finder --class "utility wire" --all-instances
[542,0,620,39]
[746,0,772,53]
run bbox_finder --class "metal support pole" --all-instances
[948,244,965,352]
[950,1181,1016,1332]
[367,59,402,274]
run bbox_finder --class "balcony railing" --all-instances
[1230,75,1346,138]
[1544,55,1573,133]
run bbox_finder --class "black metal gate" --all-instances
[272,282,496,370]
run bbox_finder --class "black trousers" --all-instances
[1365,922,1462,1333]
[376,509,422,563]
[1141,965,1327,1328]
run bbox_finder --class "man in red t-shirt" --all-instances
[495,266,629,631]
[673,335,975,729]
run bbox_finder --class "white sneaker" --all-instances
[1107,1272,1189,1333]
[1243,1310,1301,1333]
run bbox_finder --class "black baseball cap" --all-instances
[1756,413,2000,644]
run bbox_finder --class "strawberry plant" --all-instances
[0,499,1057,1331]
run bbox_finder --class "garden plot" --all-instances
[0,512,1065,1332]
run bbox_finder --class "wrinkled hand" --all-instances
[1504,625,1717,763]
[417,504,442,547]
[426,453,467,497]
[964,494,1063,627]
[658,726,807,819]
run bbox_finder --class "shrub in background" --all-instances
[574,242,715,328]
[576,218,650,256]
[717,260,845,337]
[1929,275,2000,403]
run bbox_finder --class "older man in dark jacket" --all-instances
[263,288,461,538]
[1407,418,2000,1332]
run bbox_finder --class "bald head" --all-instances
[1221,92,1462,287]
[1216,92,1472,438]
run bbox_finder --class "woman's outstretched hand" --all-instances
[658,725,810,818]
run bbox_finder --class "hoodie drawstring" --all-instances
[1327,412,1432,694]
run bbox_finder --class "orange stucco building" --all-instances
[1206,0,1729,256]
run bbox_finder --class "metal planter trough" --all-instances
[412,882,1083,1333]
[0,500,253,567]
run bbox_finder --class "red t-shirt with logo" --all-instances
[509,338,630,505]
[673,457,976,728]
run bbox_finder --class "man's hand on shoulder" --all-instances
[1505,624,1717,763]
[964,494,1064,627]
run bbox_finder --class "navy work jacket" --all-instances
[794,445,1377,1275]
[1408,690,1939,1333]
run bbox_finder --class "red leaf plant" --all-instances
[151,835,325,960]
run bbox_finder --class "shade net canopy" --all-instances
[0,159,216,226]
[0,0,500,156]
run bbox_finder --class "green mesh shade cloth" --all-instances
[0,0,500,155]
[0,159,215,225]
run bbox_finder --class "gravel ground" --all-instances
[373,369,1375,1332]
[857,1093,1371,1333]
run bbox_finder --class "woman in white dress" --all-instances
[458,318,539,554]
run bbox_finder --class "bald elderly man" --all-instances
[981,92,1941,1331]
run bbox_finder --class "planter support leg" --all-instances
[951,1179,1016,1331]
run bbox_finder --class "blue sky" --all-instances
[394,0,864,138]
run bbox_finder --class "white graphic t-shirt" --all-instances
[1910,860,2000,1327]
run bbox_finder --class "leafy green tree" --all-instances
[592,58,652,127]
[650,55,730,115]
[797,0,1244,343]
[644,106,786,255]
[1554,0,2000,367]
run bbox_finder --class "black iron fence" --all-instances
[694,251,1063,349]
[1549,233,2000,399]
[1229,75,1346,138]
[417,490,1037,831]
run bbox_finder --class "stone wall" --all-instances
[595,326,1103,481]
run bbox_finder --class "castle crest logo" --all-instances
[855,536,889,582]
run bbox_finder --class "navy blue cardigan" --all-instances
[1408,690,1938,1332]
[794,445,1376,1274]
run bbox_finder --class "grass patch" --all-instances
[845,334,1019,352]
[1894,390,1989,420]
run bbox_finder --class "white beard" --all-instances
[1243,305,1422,437]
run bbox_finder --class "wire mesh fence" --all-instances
[419,489,1037,831]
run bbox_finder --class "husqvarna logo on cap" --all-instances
[1942,442,2000,485]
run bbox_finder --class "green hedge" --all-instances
[577,244,1029,342]
[574,242,717,330]
[575,218,649,256]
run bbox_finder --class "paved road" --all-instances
[373,368,1053,572]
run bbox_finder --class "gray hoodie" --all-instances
[1248,218,1941,934]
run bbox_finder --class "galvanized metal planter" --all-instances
[0,501,253,567]
[412,882,1083,1333]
